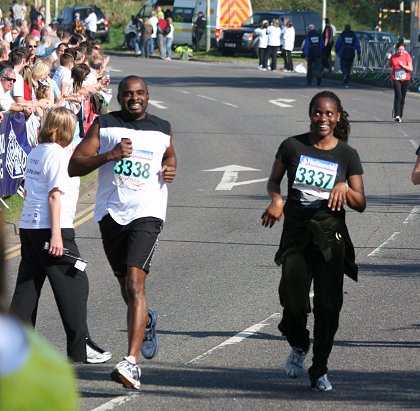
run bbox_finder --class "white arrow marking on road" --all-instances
[148,99,167,109]
[204,165,268,190]
[269,98,295,108]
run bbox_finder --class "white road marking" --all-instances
[148,99,167,109]
[269,99,295,108]
[204,165,263,191]
[197,95,216,101]
[399,129,409,137]
[179,90,190,94]
[409,139,418,149]
[187,313,281,364]
[221,101,238,108]
[367,232,400,257]
[90,393,139,411]
[403,206,420,224]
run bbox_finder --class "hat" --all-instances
[308,24,315,31]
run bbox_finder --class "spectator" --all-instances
[254,19,269,70]
[72,12,85,37]
[165,17,174,60]
[52,52,74,96]
[412,146,420,185]
[156,15,168,59]
[193,11,206,52]
[0,211,80,411]
[24,35,38,64]
[149,11,158,56]
[283,19,295,72]
[0,44,9,61]
[321,18,334,72]
[0,65,35,115]
[267,19,281,71]
[141,17,153,58]
[84,8,97,40]
[10,27,24,49]
[335,24,361,88]
[303,24,324,86]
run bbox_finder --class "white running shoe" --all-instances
[311,373,332,391]
[86,338,112,364]
[395,116,402,123]
[111,358,141,390]
[285,346,306,378]
[141,307,159,359]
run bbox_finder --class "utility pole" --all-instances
[400,1,405,38]
[206,0,211,51]
[45,0,51,25]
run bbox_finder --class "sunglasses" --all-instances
[2,76,16,83]
[28,45,37,48]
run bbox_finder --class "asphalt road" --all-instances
[4,57,420,410]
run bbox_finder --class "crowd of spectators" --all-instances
[0,1,111,149]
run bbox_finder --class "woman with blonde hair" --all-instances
[9,107,112,364]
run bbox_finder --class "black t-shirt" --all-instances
[276,133,363,219]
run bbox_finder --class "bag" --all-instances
[158,19,169,36]
[294,63,306,74]
[163,24,171,35]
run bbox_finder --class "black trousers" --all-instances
[340,58,353,84]
[194,30,204,51]
[267,45,278,70]
[10,228,89,362]
[392,79,409,118]
[258,47,268,68]
[322,44,333,70]
[307,56,322,85]
[283,49,293,71]
[278,228,345,383]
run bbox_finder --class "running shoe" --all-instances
[111,358,141,390]
[395,116,402,123]
[141,307,159,359]
[285,346,306,378]
[311,373,333,391]
[86,338,112,364]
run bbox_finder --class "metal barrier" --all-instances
[352,41,394,83]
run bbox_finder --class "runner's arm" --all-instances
[68,119,132,177]
[161,129,176,183]
[412,155,420,185]
[261,159,287,228]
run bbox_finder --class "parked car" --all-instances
[354,30,399,44]
[218,10,322,56]
[57,5,109,42]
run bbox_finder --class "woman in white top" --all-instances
[283,20,296,72]
[9,107,112,364]
[267,18,281,71]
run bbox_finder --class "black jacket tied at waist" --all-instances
[274,215,358,282]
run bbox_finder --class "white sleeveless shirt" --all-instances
[94,112,171,225]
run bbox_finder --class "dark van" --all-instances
[218,10,322,56]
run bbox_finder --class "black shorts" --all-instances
[98,214,163,277]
